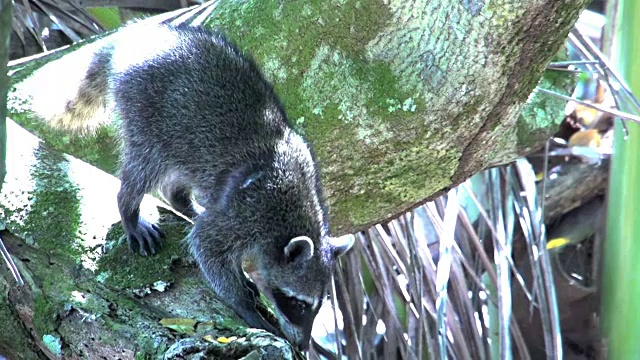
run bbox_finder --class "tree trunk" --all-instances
[2,1,589,359]
[10,0,589,234]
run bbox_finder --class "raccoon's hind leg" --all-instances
[117,152,165,256]
[160,171,199,219]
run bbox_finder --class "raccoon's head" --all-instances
[245,233,354,349]
[219,127,354,348]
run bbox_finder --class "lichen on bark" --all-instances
[7,0,589,235]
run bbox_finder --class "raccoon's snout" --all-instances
[270,288,320,349]
[276,307,314,350]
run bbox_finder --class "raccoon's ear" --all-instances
[330,234,355,258]
[284,236,315,263]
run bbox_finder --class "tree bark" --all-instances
[2,1,590,359]
[10,0,590,234]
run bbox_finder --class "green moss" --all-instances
[8,109,120,175]
[206,1,390,61]
[451,95,487,132]
[0,296,32,354]
[87,317,140,348]
[96,216,189,289]
[517,50,577,150]
[294,49,426,148]
[301,45,388,142]
[379,146,457,200]
[204,0,392,133]
[293,48,426,146]
[330,144,460,228]
[136,337,167,358]
[32,263,96,339]
[33,294,59,335]
[20,147,85,259]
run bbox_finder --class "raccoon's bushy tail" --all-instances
[21,40,113,134]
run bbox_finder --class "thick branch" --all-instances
[8,0,590,235]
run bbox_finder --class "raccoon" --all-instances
[40,22,353,349]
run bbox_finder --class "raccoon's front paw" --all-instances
[124,219,165,256]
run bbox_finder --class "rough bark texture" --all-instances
[1,1,590,359]
[9,0,589,235]
[541,159,609,223]
[204,0,590,233]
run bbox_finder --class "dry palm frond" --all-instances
[311,159,567,359]
[9,0,204,60]
[12,0,103,55]
[541,26,640,127]
[0,234,23,286]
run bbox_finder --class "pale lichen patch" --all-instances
[301,45,391,143]
[262,54,288,84]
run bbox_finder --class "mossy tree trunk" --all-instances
[202,0,589,233]
[11,0,589,234]
[2,1,589,359]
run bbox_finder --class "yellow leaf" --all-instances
[547,237,570,250]
[217,336,238,343]
[203,335,216,343]
[568,129,601,148]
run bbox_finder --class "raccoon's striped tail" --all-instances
[19,41,113,134]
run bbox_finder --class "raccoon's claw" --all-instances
[126,219,165,256]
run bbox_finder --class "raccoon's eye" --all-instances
[292,299,307,314]
[272,289,315,326]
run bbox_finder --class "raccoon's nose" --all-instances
[296,337,310,351]
[284,325,309,350]
[295,326,312,350]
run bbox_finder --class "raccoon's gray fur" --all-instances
[43,23,353,349]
